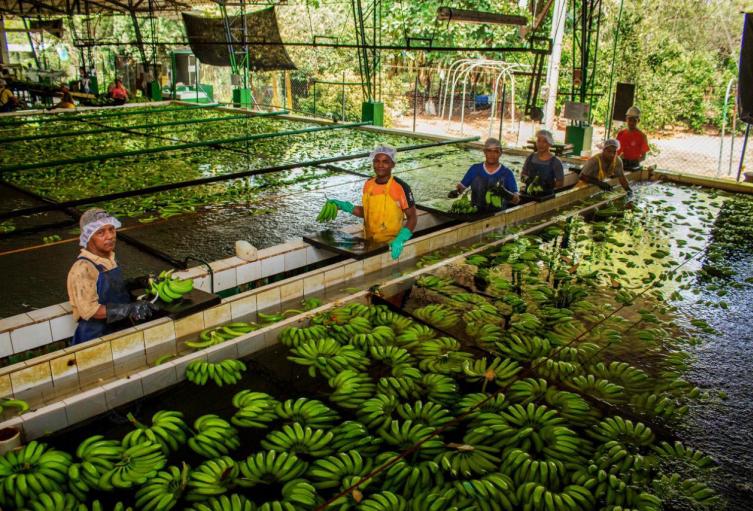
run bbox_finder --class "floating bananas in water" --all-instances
[185,359,247,386]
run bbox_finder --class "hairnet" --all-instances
[369,144,397,163]
[535,129,555,146]
[79,208,121,248]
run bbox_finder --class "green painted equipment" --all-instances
[361,101,384,126]
[565,125,593,157]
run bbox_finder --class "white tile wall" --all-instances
[261,254,285,278]
[236,261,261,284]
[230,295,257,319]
[22,401,68,439]
[50,315,76,342]
[139,364,178,394]
[64,388,108,425]
[26,305,66,323]
[103,377,144,409]
[10,322,53,353]
[212,268,238,292]
[284,249,307,271]
[0,332,12,358]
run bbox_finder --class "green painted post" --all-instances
[361,101,384,126]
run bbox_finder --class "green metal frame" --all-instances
[1,121,372,173]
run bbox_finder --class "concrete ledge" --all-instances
[655,169,753,194]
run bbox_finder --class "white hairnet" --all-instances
[483,137,502,150]
[600,138,621,150]
[79,208,121,248]
[370,144,397,163]
[535,129,555,146]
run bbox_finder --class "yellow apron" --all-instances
[363,177,405,243]
[576,155,615,188]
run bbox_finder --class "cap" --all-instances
[600,138,621,150]
[79,208,121,248]
[535,129,555,146]
[483,137,502,150]
[370,144,397,163]
[625,106,641,119]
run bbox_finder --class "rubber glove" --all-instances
[106,301,157,324]
[330,199,355,214]
[447,189,460,199]
[389,227,413,260]
[598,180,613,191]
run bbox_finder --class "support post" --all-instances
[544,0,566,130]
[736,123,750,182]
[0,16,10,65]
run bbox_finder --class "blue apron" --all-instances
[72,257,130,345]
[526,155,557,194]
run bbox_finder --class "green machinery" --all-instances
[564,0,604,155]
[169,50,214,103]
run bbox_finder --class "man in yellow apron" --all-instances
[577,138,632,193]
[327,145,417,260]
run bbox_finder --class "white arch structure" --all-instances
[439,58,530,137]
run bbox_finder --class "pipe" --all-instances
[0,121,372,173]
[0,103,219,127]
[0,136,479,222]
[0,114,253,145]
[717,78,736,176]
[735,123,750,183]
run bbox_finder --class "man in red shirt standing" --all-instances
[616,106,650,170]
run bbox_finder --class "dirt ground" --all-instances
[392,113,753,180]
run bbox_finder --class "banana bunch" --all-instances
[317,200,339,222]
[377,375,422,401]
[98,442,167,490]
[185,494,255,511]
[569,374,625,402]
[307,450,372,489]
[329,316,373,344]
[463,357,522,388]
[329,420,383,456]
[544,389,598,426]
[351,491,406,511]
[437,440,501,477]
[508,378,549,403]
[413,337,461,358]
[0,397,29,415]
[516,481,595,511]
[449,193,477,215]
[412,304,460,330]
[261,423,334,457]
[465,322,504,347]
[407,487,460,511]
[589,416,654,446]
[503,446,568,487]
[376,453,443,496]
[495,334,552,361]
[185,323,258,350]
[592,440,649,474]
[415,275,457,293]
[510,312,543,334]
[19,491,80,511]
[395,324,436,350]
[451,472,517,511]
[349,325,395,350]
[420,373,458,407]
[231,390,279,428]
[328,370,376,409]
[314,303,370,326]
[0,440,72,509]
[186,456,238,502]
[465,254,489,267]
[652,473,718,506]
[89,501,132,511]
[455,393,507,421]
[371,309,415,334]
[275,397,340,429]
[279,325,329,348]
[369,345,416,370]
[651,441,715,469]
[258,479,318,510]
[378,420,444,458]
[185,359,247,386]
[418,350,473,375]
[68,435,123,498]
[629,392,687,419]
[123,411,188,454]
[134,463,189,511]
[237,451,309,488]
[358,393,398,430]
[188,415,240,458]
[289,338,369,378]
[396,400,453,428]
[532,357,582,380]
[145,270,194,304]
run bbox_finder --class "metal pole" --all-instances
[413,70,419,132]
[313,81,317,117]
[729,105,738,176]
[604,0,624,138]
[498,82,507,142]
[717,78,736,176]
[341,71,346,120]
[736,123,750,182]
[544,0,567,131]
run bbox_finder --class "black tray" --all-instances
[133,287,221,321]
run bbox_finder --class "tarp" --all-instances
[182,7,296,71]
[739,13,753,124]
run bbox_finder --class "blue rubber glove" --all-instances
[330,199,355,214]
[389,227,413,260]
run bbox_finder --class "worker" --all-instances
[0,79,18,113]
[520,129,565,196]
[326,145,417,260]
[110,79,129,105]
[578,139,632,193]
[49,88,76,110]
[616,106,650,170]
[448,137,521,211]
[67,208,156,344]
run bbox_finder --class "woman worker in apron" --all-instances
[66,208,156,344]
[520,129,565,197]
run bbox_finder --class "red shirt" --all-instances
[616,128,649,161]
[110,86,128,100]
